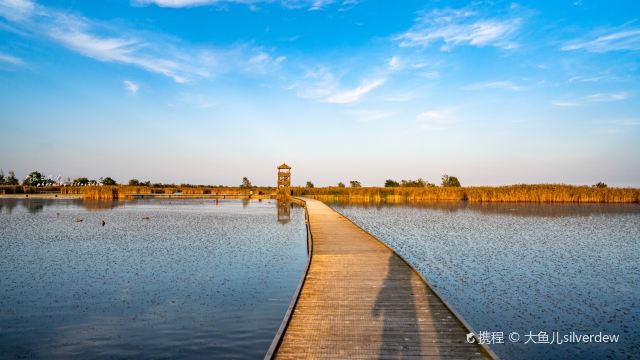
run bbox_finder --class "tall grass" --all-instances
[9,184,636,203]
[60,186,153,199]
[294,184,639,203]
[0,185,60,194]
[60,186,276,199]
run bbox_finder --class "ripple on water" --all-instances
[331,202,640,360]
[0,199,307,359]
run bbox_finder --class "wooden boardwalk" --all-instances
[270,198,494,359]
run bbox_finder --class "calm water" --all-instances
[330,202,640,360]
[0,198,307,359]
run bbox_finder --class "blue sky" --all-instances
[0,0,639,186]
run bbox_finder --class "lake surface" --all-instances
[0,198,307,359]
[330,202,640,360]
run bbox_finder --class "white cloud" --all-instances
[123,80,139,94]
[308,0,333,11]
[416,108,454,131]
[133,0,222,7]
[0,0,34,21]
[0,0,284,83]
[132,0,344,10]
[0,51,25,66]
[396,6,521,50]
[246,51,286,73]
[585,92,631,102]
[388,56,401,70]
[562,28,640,52]
[290,67,385,104]
[291,67,337,100]
[326,78,385,104]
[463,80,521,91]
[568,75,611,83]
[551,100,580,107]
[349,109,391,122]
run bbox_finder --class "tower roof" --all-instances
[278,163,291,169]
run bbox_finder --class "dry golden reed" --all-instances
[61,186,275,199]
[293,185,639,203]
[0,185,60,194]
[61,186,153,199]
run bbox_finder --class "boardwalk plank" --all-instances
[273,198,493,359]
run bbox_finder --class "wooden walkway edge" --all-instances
[266,197,497,359]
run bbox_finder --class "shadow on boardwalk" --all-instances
[373,254,423,358]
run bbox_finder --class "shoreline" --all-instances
[0,194,82,199]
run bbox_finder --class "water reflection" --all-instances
[0,198,126,213]
[332,202,640,360]
[277,200,291,224]
[0,199,308,358]
[327,199,640,218]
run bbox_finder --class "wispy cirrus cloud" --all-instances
[123,80,140,94]
[552,92,631,107]
[395,6,522,50]
[462,80,522,91]
[585,92,631,102]
[0,0,285,82]
[387,56,401,70]
[551,100,580,107]
[290,67,385,104]
[562,27,640,52]
[327,78,385,104]
[132,0,350,10]
[0,0,33,21]
[0,51,25,66]
[416,108,455,131]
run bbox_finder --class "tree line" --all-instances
[385,175,461,187]
[2,169,610,189]
[304,175,461,188]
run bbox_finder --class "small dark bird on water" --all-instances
[142,216,150,220]
[75,218,83,223]
[102,220,106,226]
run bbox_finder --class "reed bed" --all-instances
[61,186,153,199]
[293,185,639,203]
[61,186,276,199]
[0,185,61,194]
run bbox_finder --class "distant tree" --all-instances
[350,180,362,188]
[337,182,345,188]
[0,169,4,184]
[6,171,19,185]
[401,178,427,187]
[240,177,252,188]
[305,181,314,188]
[128,179,140,186]
[74,177,90,186]
[441,174,461,187]
[593,182,608,188]
[100,177,117,186]
[23,171,45,186]
[152,183,164,188]
[385,179,400,187]
[141,180,151,187]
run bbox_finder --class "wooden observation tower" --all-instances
[277,163,292,199]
